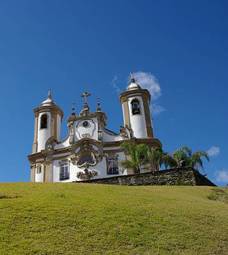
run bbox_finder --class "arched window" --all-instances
[37,166,42,174]
[40,114,48,129]
[131,99,141,115]
[59,161,70,180]
[107,155,119,175]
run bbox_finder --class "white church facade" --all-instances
[28,77,162,182]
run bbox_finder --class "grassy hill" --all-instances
[0,184,228,255]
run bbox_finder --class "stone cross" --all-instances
[81,91,91,106]
[129,73,136,83]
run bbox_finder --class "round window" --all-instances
[82,121,89,128]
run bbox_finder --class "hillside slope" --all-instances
[0,184,227,255]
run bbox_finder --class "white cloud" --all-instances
[207,146,220,157]
[152,104,166,115]
[132,72,161,100]
[216,170,228,183]
[111,75,121,94]
[132,71,164,116]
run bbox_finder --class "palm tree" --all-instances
[146,147,163,171]
[188,151,209,170]
[171,146,209,170]
[121,142,209,173]
[146,147,176,171]
[161,152,177,169]
[172,146,191,168]
[121,141,148,174]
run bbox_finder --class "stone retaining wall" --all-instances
[78,168,216,186]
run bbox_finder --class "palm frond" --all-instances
[162,153,177,169]
[120,141,148,172]
[121,160,137,170]
[190,151,209,170]
[180,146,192,156]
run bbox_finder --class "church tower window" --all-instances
[59,161,70,180]
[37,166,42,174]
[107,155,119,175]
[40,114,48,129]
[131,99,141,115]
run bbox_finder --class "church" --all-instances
[28,76,162,182]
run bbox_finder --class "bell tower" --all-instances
[120,77,153,138]
[32,91,63,153]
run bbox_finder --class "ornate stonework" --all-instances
[69,138,103,167]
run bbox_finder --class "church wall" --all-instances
[53,160,60,182]
[52,158,107,182]
[51,150,127,182]
[93,151,127,178]
[122,104,125,126]
[116,151,127,175]
[57,114,61,141]
[102,131,123,142]
[128,96,147,138]
[35,165,44,182]
[55,137,70,149]
[45,163,53,182]
[30,166,36,182]
[89,158,107,179]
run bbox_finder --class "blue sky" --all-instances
[0,0,227,185]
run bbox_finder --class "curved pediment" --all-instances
[45,136,58,151]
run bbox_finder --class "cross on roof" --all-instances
[81,91,91,105]
[129,73,136,83]
[48,89,52,99]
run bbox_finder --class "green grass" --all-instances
[0,184,228,255]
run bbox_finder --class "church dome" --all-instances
[127,77,141,91]
[40,91,55,106]
[36,90,63,117]
[40,90,61,106]
[41,97,53,106]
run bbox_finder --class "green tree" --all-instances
[146,147,176,171]
[121,143,209,173]
[121,141,148,174]
[171,146,209,170]
[188,151,209,170]
[161,152,177,169]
